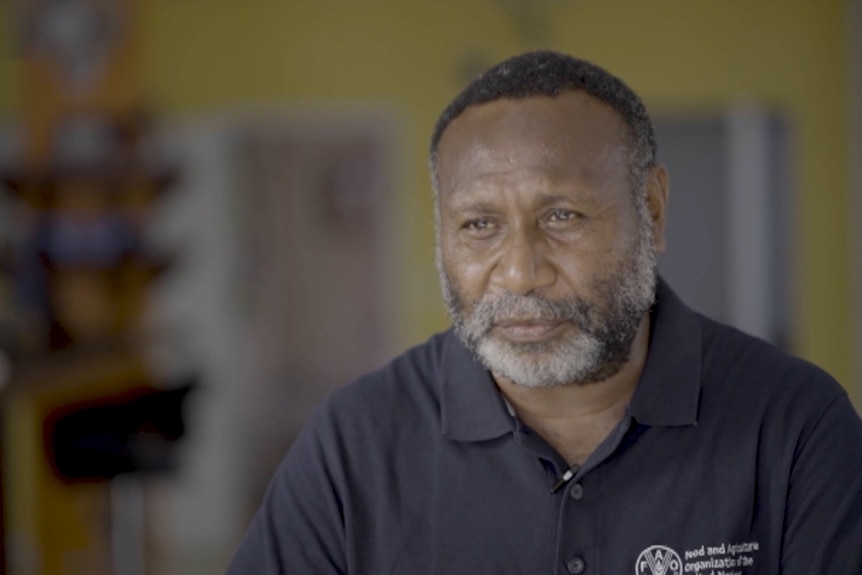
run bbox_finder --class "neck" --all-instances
[495,314,651,421]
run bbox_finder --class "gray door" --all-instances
[654,106,793,349]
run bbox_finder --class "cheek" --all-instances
[440,239,493,297]
[547,253,593,292]
[548,232,632,288]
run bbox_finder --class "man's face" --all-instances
[435,91,667,388]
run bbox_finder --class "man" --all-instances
[228,51,862,574]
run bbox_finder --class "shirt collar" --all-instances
[439,277,702,441]
[627,278,702,427]
[440,331,515,442]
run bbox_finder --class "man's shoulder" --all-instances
[346,329,449,396]
[695,313,847,416]
[312,330,452,435]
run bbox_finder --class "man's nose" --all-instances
[490,226,556,295]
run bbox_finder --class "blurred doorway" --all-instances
[145,109,399,575]
[654,105,794,350]
[231,113,397,508]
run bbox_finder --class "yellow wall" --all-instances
[0,1,855,390]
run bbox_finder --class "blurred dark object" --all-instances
[2,112,179,207]
[0,111,179,354]
[45,380,195,482]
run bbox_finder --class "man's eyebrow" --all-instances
[444,198,500,213]
[532,194,580,209]
[446,193,598,214]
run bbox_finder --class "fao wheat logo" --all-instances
[635,545,683,575]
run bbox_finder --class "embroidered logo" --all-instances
[635,545,683,575]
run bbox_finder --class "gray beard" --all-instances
[437,199,657,388]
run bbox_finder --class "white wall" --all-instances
[145,116,253,575]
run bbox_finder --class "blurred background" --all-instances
[0,1,859,574]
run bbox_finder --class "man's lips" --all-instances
[493,319,565,341]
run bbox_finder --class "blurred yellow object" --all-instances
[3,350,152,575]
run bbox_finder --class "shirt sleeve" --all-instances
[780,392,862,575]
[226,404,347,575]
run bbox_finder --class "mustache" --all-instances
[468,293,592,333]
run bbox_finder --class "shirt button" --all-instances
[570,483,584,501]
[566,556,586,574]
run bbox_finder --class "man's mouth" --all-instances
[493,319,565,341]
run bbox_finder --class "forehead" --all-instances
[436,91,631,195]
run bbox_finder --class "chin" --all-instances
[476,334,613,388]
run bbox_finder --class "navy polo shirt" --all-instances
[228,280,862,574]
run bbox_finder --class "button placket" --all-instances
[555,468,592,575]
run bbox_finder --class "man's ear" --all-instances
[645,165,669,253]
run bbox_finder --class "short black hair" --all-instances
[429,50,657,194]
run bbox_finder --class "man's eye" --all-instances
[462,218,493,231]
[547,209,579,222]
